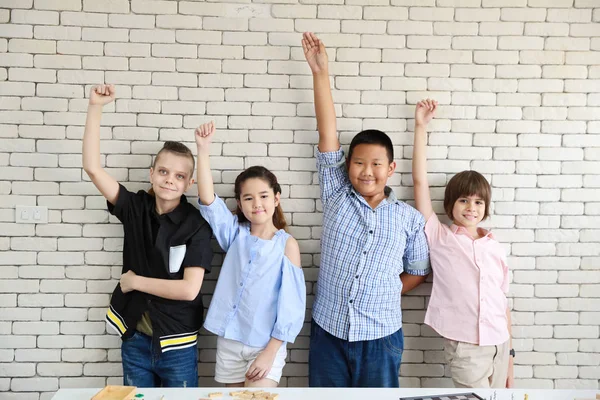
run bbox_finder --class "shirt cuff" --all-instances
[405,259,432,276]
[316,146,345,167]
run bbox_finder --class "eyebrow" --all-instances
[157,165,188,174]
[242,191,270,196]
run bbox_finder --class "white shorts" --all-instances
[215,336,287,384]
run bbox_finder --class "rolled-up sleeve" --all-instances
[316,147,350,203]
[106,184,135,223]
[181,221,214,273]
[198,194,239,252]
[403,210,431,276]
[271,259,306,343]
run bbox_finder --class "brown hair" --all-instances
[234,166,287,231]
[148,141,195,196]
[443,170,492,221]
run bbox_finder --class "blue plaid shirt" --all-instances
[313,147,431,342]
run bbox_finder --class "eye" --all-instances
[374,163,381,166]
[459,199,467,203]
[476,201,484,205]
[177,174,184,180]
[159,169,167,175]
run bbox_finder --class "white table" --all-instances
[51,387,600,400]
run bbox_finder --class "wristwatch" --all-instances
[509,348,516,358]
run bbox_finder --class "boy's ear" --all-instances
[387,161,396,177]
[187,178,195,190]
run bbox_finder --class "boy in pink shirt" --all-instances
[411,99,514,388]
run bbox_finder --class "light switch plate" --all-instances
[16,205,48,224]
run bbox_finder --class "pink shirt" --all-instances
[424,214,509,346]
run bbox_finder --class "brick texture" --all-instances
[0,0,599,396]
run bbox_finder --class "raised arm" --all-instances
[302,32,338,153]
[412,99,438,221]
[194,121,216,206]
[82,84,120,205]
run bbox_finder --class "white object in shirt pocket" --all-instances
[169,244,186,274]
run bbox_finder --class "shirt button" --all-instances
[349,300,353,304]
[369,230,373,234]
[240,282,243,287]
[355,275,359,279]
[363,251,367,255]
[233,305,237,309]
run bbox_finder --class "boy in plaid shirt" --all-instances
[302,32,431,388]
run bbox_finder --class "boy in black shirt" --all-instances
[82,84,213,387]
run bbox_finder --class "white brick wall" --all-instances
[1,0,599,396]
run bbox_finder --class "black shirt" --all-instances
[105,184,213,354]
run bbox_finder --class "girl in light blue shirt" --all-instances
[194,122,306,388]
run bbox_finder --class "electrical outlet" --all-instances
[16,206,48,224]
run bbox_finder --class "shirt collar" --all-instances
[450,223,495,240]
[151,195,188,224]
[349,186,399,209]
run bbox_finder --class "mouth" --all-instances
[463,214,478,221]
[358,179,375,184]
[252,210,265,214]
[160,186,177,192]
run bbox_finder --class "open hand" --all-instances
[89,84,115,106]
[245,350,276,382]
[194,121,215,149]
[415,98,437,127]
[120,270,137,294]
[302,32,329,75]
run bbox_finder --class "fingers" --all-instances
[417,98,438,112]
[305,31,316,48]
[197,121,215,138]
[303,32,322,50]
[246,365,259,381]
[92,84,115,97]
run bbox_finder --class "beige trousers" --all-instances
[444,338,510,389]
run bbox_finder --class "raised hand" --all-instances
[415,98,437,127]
[302,32,329,75]
[89,84,115,106]
[194,121,215,150]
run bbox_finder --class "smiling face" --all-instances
[443,170,492,230]
[452,195,486,229]
[347,143,396,200]
[149,151,194,202]
[237,177,280,228]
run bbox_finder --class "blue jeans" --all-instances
[121,331,198,387]
[308,319,403,388]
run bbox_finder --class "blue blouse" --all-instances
[198,195,306,348]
